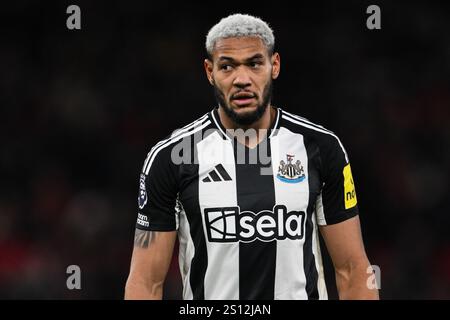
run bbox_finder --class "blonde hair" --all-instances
[205,13,275,56]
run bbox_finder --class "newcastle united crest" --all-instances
[277,154,306,183]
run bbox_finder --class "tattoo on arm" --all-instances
[134,229,155,248]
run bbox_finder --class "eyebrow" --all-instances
[218,53,265,63]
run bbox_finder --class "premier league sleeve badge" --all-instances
[138,173,148,209]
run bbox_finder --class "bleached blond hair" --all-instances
[205,14,275,57]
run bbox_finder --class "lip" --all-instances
[231,91,256,107]
[232,97,256,106]
[232,91,255,98]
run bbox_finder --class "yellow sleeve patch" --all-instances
[343,163,357,209]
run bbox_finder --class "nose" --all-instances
[232,67,251,88]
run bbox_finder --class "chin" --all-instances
[234,106,257,114]
[231,102,258,111]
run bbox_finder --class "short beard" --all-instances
[213,80,273,127]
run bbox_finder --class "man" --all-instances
[125,14,379,300]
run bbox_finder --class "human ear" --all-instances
[204,59,214,85]
[271,53,280,79]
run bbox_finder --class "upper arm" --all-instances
[127,229,177,288]
[137,144,180,231]
[127,143,180,295]
[315,134,369,267]
[319,215,369,270]
[315,134,359,226]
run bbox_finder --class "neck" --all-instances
[218,105,276,148]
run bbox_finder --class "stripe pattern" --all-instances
[152,107,351,300]
[197,131,239,299]
[271,127,309,299]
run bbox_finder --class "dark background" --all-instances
[0,0,449,299]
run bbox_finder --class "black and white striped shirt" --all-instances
[136,107,359,300]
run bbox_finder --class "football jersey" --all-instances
[136,107,359,300]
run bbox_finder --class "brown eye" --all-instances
[220,64,233,71]
[250,62,262,68]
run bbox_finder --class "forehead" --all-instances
[212,37,268,60]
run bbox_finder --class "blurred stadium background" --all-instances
[0,1,449,299]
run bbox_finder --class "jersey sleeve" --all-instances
[316,135,359,226]
[136,144,179,231]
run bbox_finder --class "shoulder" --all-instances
[279,108,337,141]
[141,111,212,174]
[278,108,349,162]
